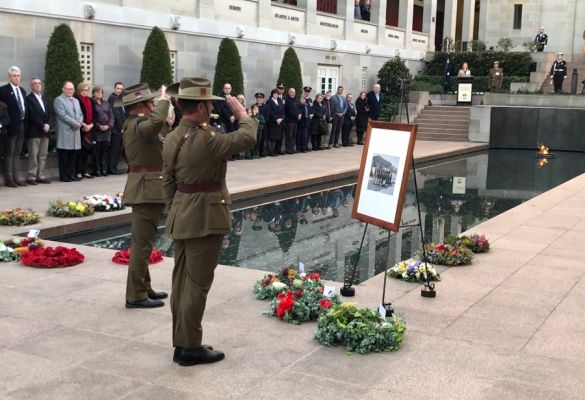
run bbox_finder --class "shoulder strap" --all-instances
[170,128,195,173]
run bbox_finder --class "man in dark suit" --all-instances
[284,87,301,153]
[0,66,27,187]
[25,78,51,184]
[213,83,236,133]
[107,81,126,174]
[366,83,383,121]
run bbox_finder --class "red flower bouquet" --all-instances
[112,248,164,265]
[21,246,84,268]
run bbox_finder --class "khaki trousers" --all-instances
[27,136,50,180]
[125,203,165,301]
[171,235,224,348]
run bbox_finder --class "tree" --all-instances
[140,26,173,90]
[376,56,412,120]
[276,47,303,98]
[212,38,244,95]
[496,38,514,52]
[44,23,83,105]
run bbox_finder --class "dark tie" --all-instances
[15,88,24,120]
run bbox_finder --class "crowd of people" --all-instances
[212,81,385,159]
[0,64,386,186]
[0,66,127,186]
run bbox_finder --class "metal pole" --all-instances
[340,223,368,297]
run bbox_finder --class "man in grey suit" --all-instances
[54,81,83,182]
[329,85,347,148]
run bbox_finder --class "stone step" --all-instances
[417,134,469,141]
[415,120,469,127]
[417,128,469,135]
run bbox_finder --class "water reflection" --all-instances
[88,150,585,284]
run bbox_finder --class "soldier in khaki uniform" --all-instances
[488,61,504,92]
[116,83,174,308]
[162,77,257,366]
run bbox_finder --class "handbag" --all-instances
[81,137,95,151]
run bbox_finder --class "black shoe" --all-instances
[27,179,38,185]
[59,178,72,183]
[71,176,82,181]
[125,298,164,308]
[147,290,168,300]
[173,345,214,363]
[175,346,225,366]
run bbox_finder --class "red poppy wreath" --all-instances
[21,246,85,268]
[112,248,163,265]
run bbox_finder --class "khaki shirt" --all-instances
[489,67,504,88]
[122,99,171,205]
[162,116,258,240]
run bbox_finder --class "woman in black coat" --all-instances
[309,93,326,151]
[266,88,284,156]
[355,91,369,145]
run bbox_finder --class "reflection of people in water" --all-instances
[219,211,243,265]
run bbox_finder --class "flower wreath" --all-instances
[21,246,85,268]
[445,233,490,253]
[0,238,45,263]
[47,200,95,218]
[423,242,474,266]
[388,259,440,283]
[112,248,164,265]
[0,208,41,226]
[314,303,407,354]
[82,194,125,212]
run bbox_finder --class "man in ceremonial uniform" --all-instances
[488,61,504,92]
[549,52,567,94]
[118,83,174,308]
[162,77,257,366]
[535,27,548,52]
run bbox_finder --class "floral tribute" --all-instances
[445,234,490,253]
[314,303,407,354]
[423,242,473,266]
[21,246,84,268]
[0,208,41,226]
[388,259,440,283]
[82,194,125,212]
[47,200,94,218]
[254,267,341,324]
[112,248,164,265]
[253,267,323,300]
[0,237,45,263]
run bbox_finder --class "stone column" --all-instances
[399,0,414,50]
[198,0,215,20]
[376,0,388,46]
[443,0,457,51]
[461,0,475,47]
[343,0,355,40]
[257,0,272,29]
[306,0,317,35]
[422,0,438,51]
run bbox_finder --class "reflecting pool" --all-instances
[61,149,585,284]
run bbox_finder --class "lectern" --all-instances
[457,77,473,105]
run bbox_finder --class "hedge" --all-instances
[413,75,530,93]
[426,52,535,78]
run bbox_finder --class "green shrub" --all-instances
[277,47,303,98]
[496,38,514,52]
[377,56,412,120]
[417,75,530,93]
[412,76,444,94]
[212,38,244,95]
[44,24,84,106]
[426,52,532,78]
[140,26,173,90]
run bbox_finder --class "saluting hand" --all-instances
[159,85,171,102]
[225,95,247,120]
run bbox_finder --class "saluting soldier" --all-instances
[162,77,257,366]
[118,83,174,308]
[534,27,548,52]
[549,52,567,94]
[488,61,504,92]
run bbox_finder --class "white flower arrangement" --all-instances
[82,193,125,212]
[388,259,440,283]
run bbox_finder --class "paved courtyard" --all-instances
[1,141,585,399]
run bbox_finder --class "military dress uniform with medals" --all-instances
[550,55,567,94]
[162,77,257,365]
[117,83,171,307]
[535,32,548,52]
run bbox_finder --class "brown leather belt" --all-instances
[176,181,225,193]
[129,164,162,173]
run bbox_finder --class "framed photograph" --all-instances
[351,121,417,232]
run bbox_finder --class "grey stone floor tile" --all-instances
[493,226,566,254]
[3,366,142,400]
[442,316,534,350]
[10,327,129,365]
[0,315,58,348]
[118,385,194,400]
[477,380,582,400]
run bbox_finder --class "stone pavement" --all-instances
[2,141,585,399]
